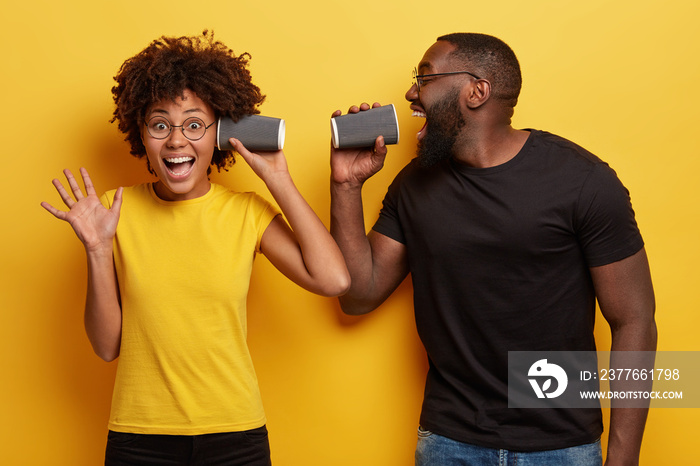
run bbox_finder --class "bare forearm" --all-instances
[591,249,657,465]
[330,182,389,314]
[265,173,350,295]
[606,320,658,465]
[606,408,649,466]
[331,182,373,277]
[84,247,122,362]
[327,130,400,313]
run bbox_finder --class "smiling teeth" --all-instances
[412,110,426,118]
[165,156,194,163]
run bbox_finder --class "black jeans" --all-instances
[105,426,271,465]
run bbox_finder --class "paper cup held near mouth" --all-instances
[331,104,400,149]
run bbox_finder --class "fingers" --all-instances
[80,167,97,196]
[64,168,85,201]
[344,102,381,114]
[347,103,369,114]
[48,168,98,210]
[373,136,388,157]
[52,177,76,208]
[40,201,67,220]
[111,187,124,214]
[229,138,259,170]
[229,138,252,159]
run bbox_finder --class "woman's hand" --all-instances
[229,138,290,185]
[41,168,123,252]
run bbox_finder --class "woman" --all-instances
[41,31,350,465]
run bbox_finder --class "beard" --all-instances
[417,88,466,168]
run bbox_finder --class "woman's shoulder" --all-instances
[210,183,277,212]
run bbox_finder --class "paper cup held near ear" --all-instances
[331,104,400,149]
[217,115,285,151]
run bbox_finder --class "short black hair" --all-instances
[437,33,521,108]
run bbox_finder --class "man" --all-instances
[330,33,656,465]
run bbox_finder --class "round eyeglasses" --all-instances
[145,116,215,141]
[412,67,482,92]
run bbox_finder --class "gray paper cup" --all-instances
[217,115,285,151]
[331,104,400,149]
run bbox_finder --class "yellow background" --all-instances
[2,0,699,464]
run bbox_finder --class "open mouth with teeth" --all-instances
[413,110,427,140]
[164,156,195,176]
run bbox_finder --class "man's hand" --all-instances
[330,103,388,188]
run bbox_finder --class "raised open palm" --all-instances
[41,168,123,252]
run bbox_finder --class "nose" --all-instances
[405,82,419,102]
[166,126,188,147]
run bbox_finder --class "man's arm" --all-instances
[330,103,409,315]
[590,247,657,466]
[331,184,408,314]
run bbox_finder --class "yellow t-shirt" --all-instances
[101,183,279,435]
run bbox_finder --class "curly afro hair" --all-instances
[111,30,265,173]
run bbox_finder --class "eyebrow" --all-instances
[148,107,208,116]
[417,61,432,74]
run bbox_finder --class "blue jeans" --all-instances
[415,427,602,466]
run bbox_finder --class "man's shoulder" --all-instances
[528,129,605,166]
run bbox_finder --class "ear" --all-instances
[463,79,491,109]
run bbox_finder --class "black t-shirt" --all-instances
[373,129,644,451]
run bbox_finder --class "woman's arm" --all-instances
[41,168,123,361]
[231,139,350,297]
